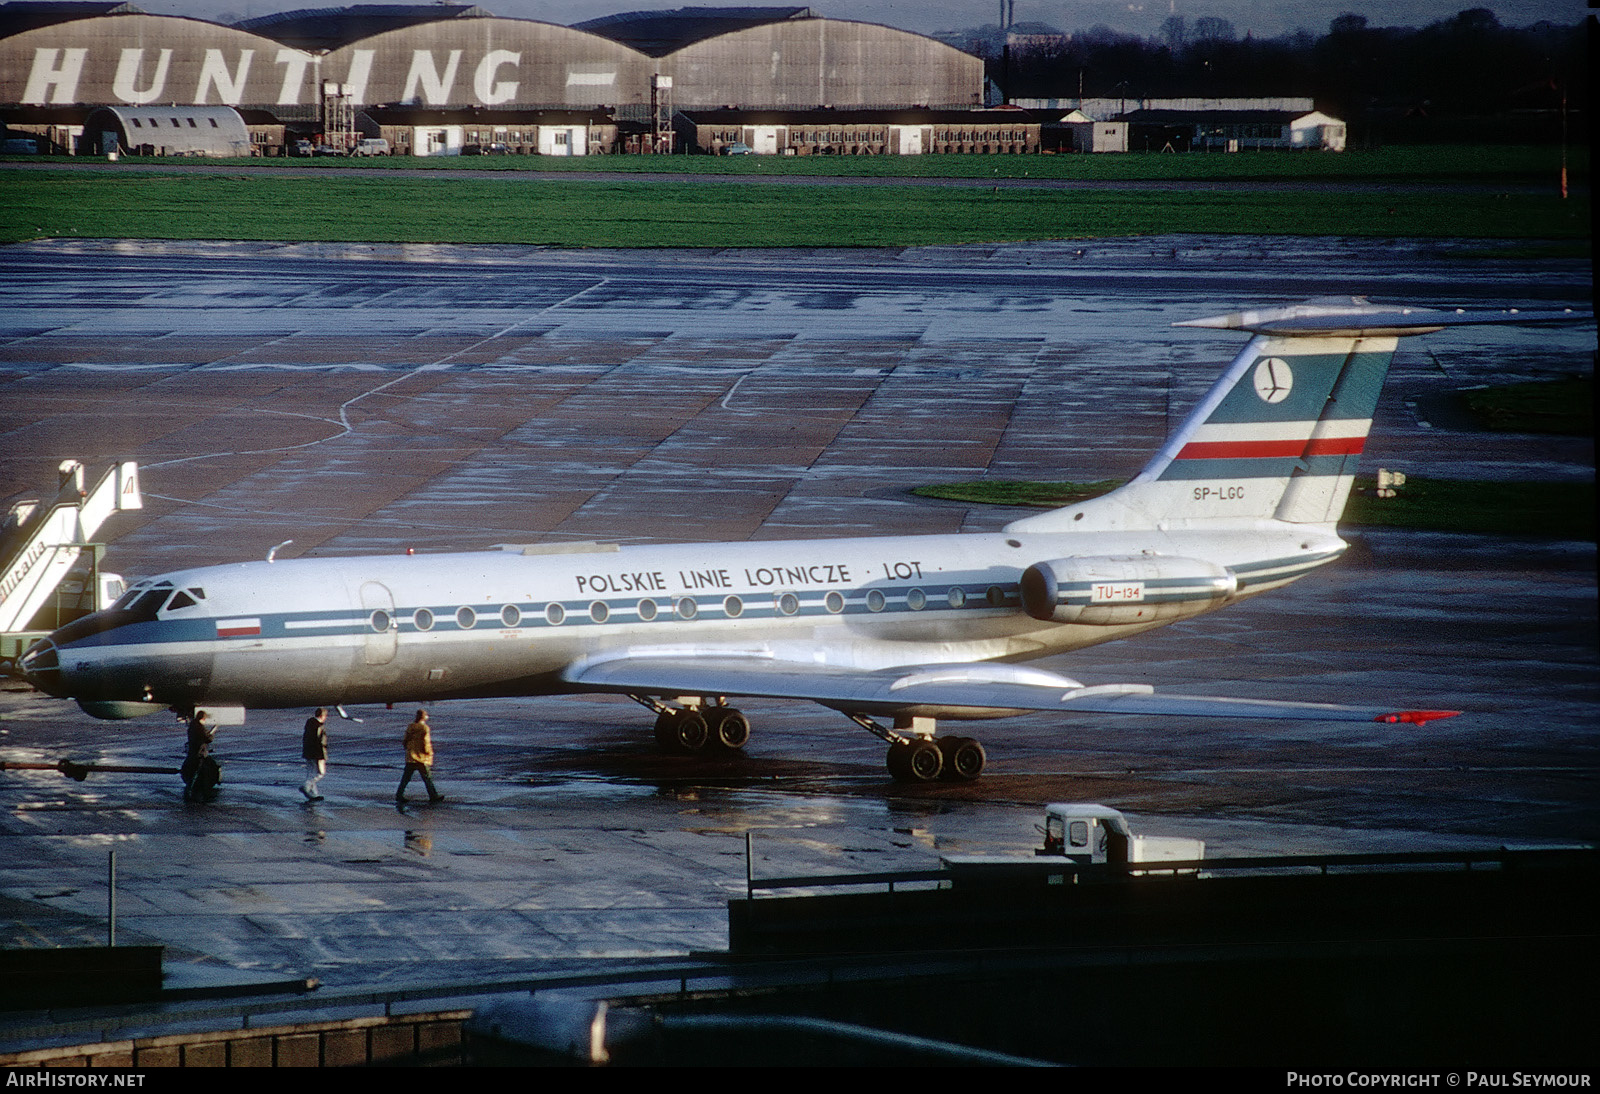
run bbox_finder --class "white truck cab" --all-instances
[1038,803,1205,867]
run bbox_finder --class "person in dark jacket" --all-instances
[300,707,328,801]
[182,710,217,802]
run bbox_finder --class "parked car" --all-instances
[351,138,390,157]
[1,137,42,154]
[291,139,314,157]
[722,141,754,155]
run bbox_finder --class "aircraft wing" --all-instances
[562,655,1458,725]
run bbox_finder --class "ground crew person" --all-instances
[300,707,328,801]
[396,709,444,803]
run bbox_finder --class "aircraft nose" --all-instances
[17,637,66,697]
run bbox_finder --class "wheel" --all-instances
[938,736,986,781]
[886,739,943,782]
[653,711,677,749]
[707,708,751,750]
[655,710,710,753]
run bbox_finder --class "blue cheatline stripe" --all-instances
[68,583,1026,648]
[62,550,1343,651]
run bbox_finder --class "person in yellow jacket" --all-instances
[396,709,444,804]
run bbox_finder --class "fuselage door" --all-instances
[359,581,398,666]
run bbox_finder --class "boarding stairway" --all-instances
[0,461,141,653]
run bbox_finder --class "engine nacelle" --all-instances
[1019,554,1237,625]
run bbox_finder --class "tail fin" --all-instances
[1006,300,1586,534]
[1134,325,1398,526]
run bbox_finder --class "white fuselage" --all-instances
[34,523,1345,713]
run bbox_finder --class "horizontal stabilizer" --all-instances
[1178,301,1589,337]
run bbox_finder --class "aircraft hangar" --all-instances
[0,2,984,155]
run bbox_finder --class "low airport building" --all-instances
[79,103,250,156]
[1016,97,1345,153]
[1038,108,1127,153]
[355,105,618,156]
[1120,107,1347,152]
[676,107,1039,156]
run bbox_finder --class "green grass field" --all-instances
[0,145,1588,246]
[1460,376,1594,434]
[9,142,1578,181]
[0,169,1589,247]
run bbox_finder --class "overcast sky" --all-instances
[153,0,1590,40]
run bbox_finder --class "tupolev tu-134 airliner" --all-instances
[19,300,1584,782]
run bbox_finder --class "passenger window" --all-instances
[866,589,886,612]
[824,591,844,614]
[456,606,476,629]
[723,595,743,618]
[777,593,799,616]
[413,608,434,631]
[502,605,522,627]
[906,588,926,610]
[590,601,609,623]
[637,599,657,621]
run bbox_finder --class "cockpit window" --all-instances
[54,579,175,644]
[111,583,149,612]
[167,591,197,611]
[126,589,172,620]
[110,580,173,622]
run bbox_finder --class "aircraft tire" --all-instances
[938,736,986,781]
[708,708,751,750]
[886,739,943,782]
[656,710,710,753]
[653,711,677,749]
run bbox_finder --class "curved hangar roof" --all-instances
[574,6,818,56]
[0,3,981,111]
[662,18,981,109]
[1,13,299,107]
[83,104,249,154]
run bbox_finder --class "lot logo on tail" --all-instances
[1253,358,1293,403]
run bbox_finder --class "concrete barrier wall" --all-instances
[0,1010,469,1067]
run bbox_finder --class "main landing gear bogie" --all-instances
[884,734,987,783]
[850,712,987,783]
[636,696,989,782]
[651,705,751,754]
